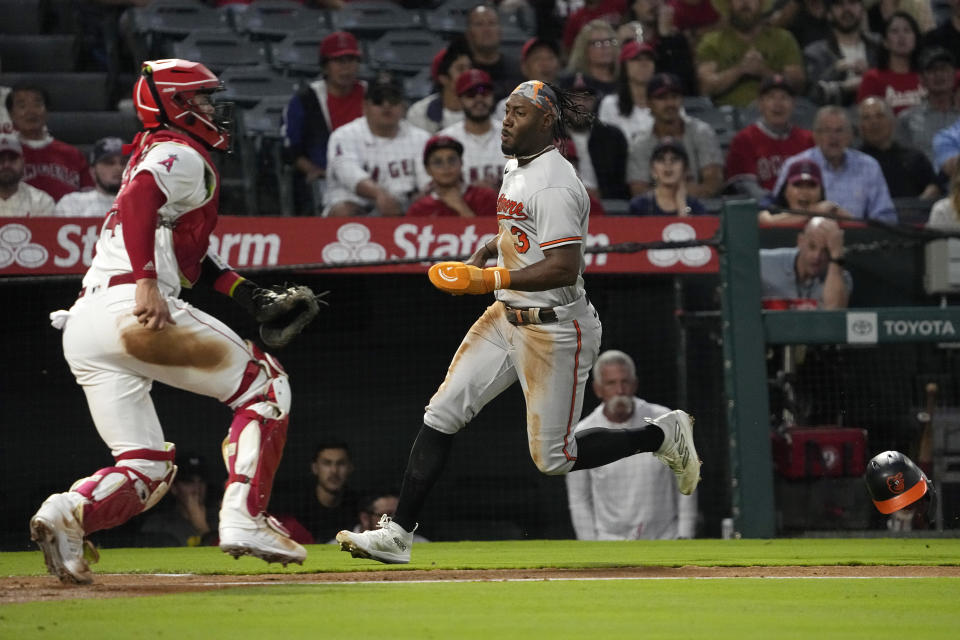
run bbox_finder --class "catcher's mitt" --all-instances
[253,285,327,348]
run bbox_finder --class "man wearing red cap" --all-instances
[282,31,366,213]
[493,38,561,123]
[406,41,473,134]
[725,74,814,197]
[438,69,504,188]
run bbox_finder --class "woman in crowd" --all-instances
[628,138,706,215]
[759,159,853,224]
[560,19,621,99]
[857,11,924,114]
[598,39,656,143]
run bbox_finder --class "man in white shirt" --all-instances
[54,136,127,217]
[566,349,698,540]
[324,78,430,216]
[0,133,54,216]
[438,69,504,188]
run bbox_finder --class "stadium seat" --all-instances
[269,29,332,77]
[218,65,299,107]
[127,0,231,59]
[232,0,328,42]
[46,110,142,147]
[329,1,422,38]
[240,96,295,216]
[423,0,474,34]
[368,29,446,75]
[683,101,738,150]
[0,35,76,72]
[0,72,110,110]
[41,0,77,35]
[169,30,268,74]
[0,0,42,35]
[127,0,228,38]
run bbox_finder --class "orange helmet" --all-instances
[133,59,233,151]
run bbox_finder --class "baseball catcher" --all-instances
[30,59,322,585]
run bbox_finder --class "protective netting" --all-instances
[3,210,959,550]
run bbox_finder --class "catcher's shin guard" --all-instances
[221,344,291,521]
[70,444,177,533]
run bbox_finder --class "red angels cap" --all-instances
[619,40,656,64]
[423,135,464,164]
[785,159,823,186]
[320,31,361,61]
[430,48,447,83]
[0,133,23,156]
[456,69,493,96]
[520,37,560,63]
[647,73,683,98]
[759,73,795,96]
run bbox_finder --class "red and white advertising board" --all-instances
[0,216,720,276]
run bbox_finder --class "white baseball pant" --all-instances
[423,296,602,475]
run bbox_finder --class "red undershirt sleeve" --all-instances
[117,171,167,281]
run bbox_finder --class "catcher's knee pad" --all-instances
[225,340,291,414]
[70,444,177,534]
[221,346,291,521]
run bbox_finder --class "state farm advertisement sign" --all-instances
[0,216,719,276]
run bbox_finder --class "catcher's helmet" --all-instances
[864,450,929,514]
[133,59,233,151]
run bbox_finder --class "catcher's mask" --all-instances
[864,450,931,514]
[133,59,234,152]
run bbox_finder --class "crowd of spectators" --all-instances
[5,0,960,222]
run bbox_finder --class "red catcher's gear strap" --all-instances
[115,447,176,462]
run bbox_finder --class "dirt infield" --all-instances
[3,565,959,604]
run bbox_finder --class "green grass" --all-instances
[3,538,959,577]
[2,579,959,639]
[2,539,959,639]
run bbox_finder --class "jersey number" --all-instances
[510,226,530,254]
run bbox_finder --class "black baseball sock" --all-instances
[393,425,454,532]
[570,425,665,471]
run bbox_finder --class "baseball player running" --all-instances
[30,59,320,584]
[337,81,701,564]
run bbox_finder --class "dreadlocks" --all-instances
[544,82,597,140]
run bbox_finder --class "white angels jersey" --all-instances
[437,120,505,186]
[83,138,216,298]
[494,148,589,309]
[324,116,430,208]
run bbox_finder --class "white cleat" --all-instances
[29,493,97,585]
[648,409,702,495]
[219,513,306,567]
[336,515,415,565]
